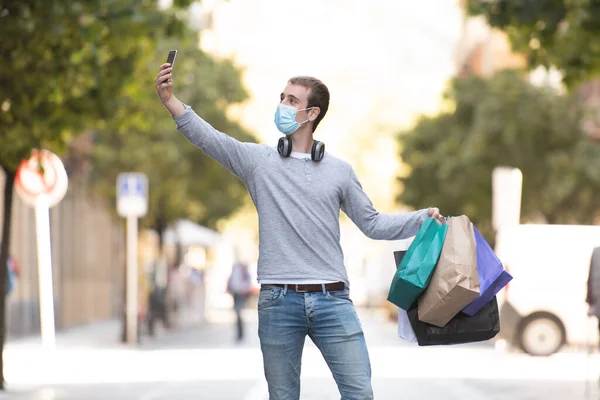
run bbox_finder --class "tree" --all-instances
[467,0,600,88]
[88,33,257,250]
[397,70,600,243]
[0,0,194,388]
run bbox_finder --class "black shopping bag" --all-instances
[406,296,500,346]
[393,250,407,268]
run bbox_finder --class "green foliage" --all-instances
[467,0,600,87]
[0,0,194,172]
[88,33,257,234]
[0,0,251,241]
[0,0,195,387]
[397,70,600,242]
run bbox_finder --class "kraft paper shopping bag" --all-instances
[418,215,480,327]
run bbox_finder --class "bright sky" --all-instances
[203,0,463,138]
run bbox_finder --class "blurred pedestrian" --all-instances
[227,261,252,342]
[0,243,18,297]
[165,262,186,329]
[5,255,18,297]
[586,246,600,385]
[155,63,442,400]
[147,259,168,336]
[586,247,600,322]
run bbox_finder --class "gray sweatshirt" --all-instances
[174,105,429,286]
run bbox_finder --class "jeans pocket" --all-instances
[258,286,284,310]
[326,288,352,303]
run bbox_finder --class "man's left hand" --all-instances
[428,207,445,224]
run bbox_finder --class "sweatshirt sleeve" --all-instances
[173,105,260,182]
[341,165,429,240]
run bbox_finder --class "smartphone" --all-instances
[165,49,177,83]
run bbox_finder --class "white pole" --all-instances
[492,167,523,232]
[34,194,56,350]
[126,215,139,344]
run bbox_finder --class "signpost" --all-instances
[14,149,69,350]
[492,167,523,233]
[116,173,148,344]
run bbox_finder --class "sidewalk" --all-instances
[5,305,255,352]
[0,308,255,397]
[140,307,260,350]
[6,319,126,352]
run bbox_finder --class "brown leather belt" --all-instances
[267,282,345,293]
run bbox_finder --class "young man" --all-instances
[155,64,443,400]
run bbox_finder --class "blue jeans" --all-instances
[258,284,373,400]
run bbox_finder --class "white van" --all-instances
[494,224,600,356]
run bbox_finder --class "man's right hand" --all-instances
[155,63,185,116]
[155,63,173,104]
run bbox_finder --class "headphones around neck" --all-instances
[277,136,325,162]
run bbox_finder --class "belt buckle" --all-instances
[295,284,309,293]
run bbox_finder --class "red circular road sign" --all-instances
[15,149,69,208]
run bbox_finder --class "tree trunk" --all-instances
[0,168,15,390]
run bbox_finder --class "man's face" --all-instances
[280,83,311,123]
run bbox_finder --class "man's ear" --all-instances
[309,107,321,122]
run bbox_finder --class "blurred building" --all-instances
[0,170,126,339]
[0,145,219,339]
[455,2,600,141]
[162,219,223,325]
[578,81,600,140]
[454,13,526,78]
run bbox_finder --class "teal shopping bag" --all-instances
[387,218,448,310]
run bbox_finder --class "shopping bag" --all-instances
[398,308,418,343]
[461,227,513,316]
[387,218,448,310]
[418,215,480,327]
[408,296,500,346]
[393,249,407,268]
[393,250,418,342]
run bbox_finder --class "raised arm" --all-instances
[155,63,259,181]
[341,165,432,240]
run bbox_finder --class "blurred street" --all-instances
[0,307,598,400]
[4,1,600,399]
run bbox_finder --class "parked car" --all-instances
[495,224,600,356]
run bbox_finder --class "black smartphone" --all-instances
[165,49,177,83]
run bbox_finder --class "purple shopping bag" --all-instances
[462,226,513,316]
